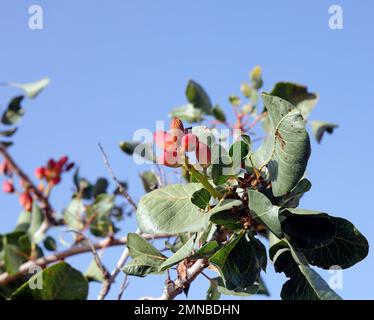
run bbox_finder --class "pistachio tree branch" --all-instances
[139,258,209,300]
[0,232,172,286]
[97,229,143,300]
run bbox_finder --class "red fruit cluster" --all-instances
[1,160,14,194]
[1,155,74,212]
[0,159,33,211]
[154,118,211,168]
[35,156,74,186]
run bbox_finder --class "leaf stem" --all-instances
[184,163,223,199]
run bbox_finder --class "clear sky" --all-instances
[0,0,373,300]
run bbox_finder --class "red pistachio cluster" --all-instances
[154,118,211,168]
[1,160,15,195]
[0,156,74,212]
[1,159,33,211]
[34,156,74,187]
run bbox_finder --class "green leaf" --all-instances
[209,232,267,291]
[208,143,236,185]
[274,178,312,208]
[123,233,165,277]
[302,216,369,269]
[159,236,197,271]
[169,103,204,123]
[280,209,336,250]
[14,211,31,232]
[209,210,243,231]
[8,77,50,98]
[63,198,84,231]
[136,183,211,234]
[186,80,212,114]
[92,178,109,198]
[228,95,241,107]
[86,194,115,237]
[1,96,25,126]
[257,276,271,296]
[270,82,318,119]
[208,199,243,216]
[127,233,165,260]
[311,121,339,144]
[119,141,155,162]
[29,204,44,244]
[43,236,57,251]
[212,105,227,122]
[248,190,283,238]
[250,94,311,197]
[84,259,105,283]
[0,141,13,148]
[240,83,252,98]
[191,125,216,146]
[191,188,211,209]
[2,232,31,275]
[140,171,159,193]
[229,141,249,161]
[206,280,221,300]
[73,168,93,199]
[190,240,220,259]
[250,66,263,89]
[0,127,17,137]
[274,245,341,300]
[213,277,261,297]
[12,262,88,300]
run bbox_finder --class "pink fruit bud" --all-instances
[50,176,61,186]
[170,118,185,145]
[19,192,33,211]
[181,134,199,152]
[195,142,211,168]
[0,160,12,176]
[57,156,69,168]
[35,167,46,180]
[158,150,182,168]
[170,117,184,132]
[47,159,56,169]
[2,180,15,193]
[154,131,171,149]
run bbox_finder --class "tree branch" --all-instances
[97,229,140,300]
[139,258,209,300]
[0,232,172,286]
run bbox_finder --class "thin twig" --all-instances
[117,274,129,300]
[98,143,137,210]
[69,230,110,283]
[248,112,266,130]
[97,229,141,300]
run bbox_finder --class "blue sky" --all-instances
[0,0,373,300]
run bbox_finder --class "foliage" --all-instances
[0,67,369,300]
